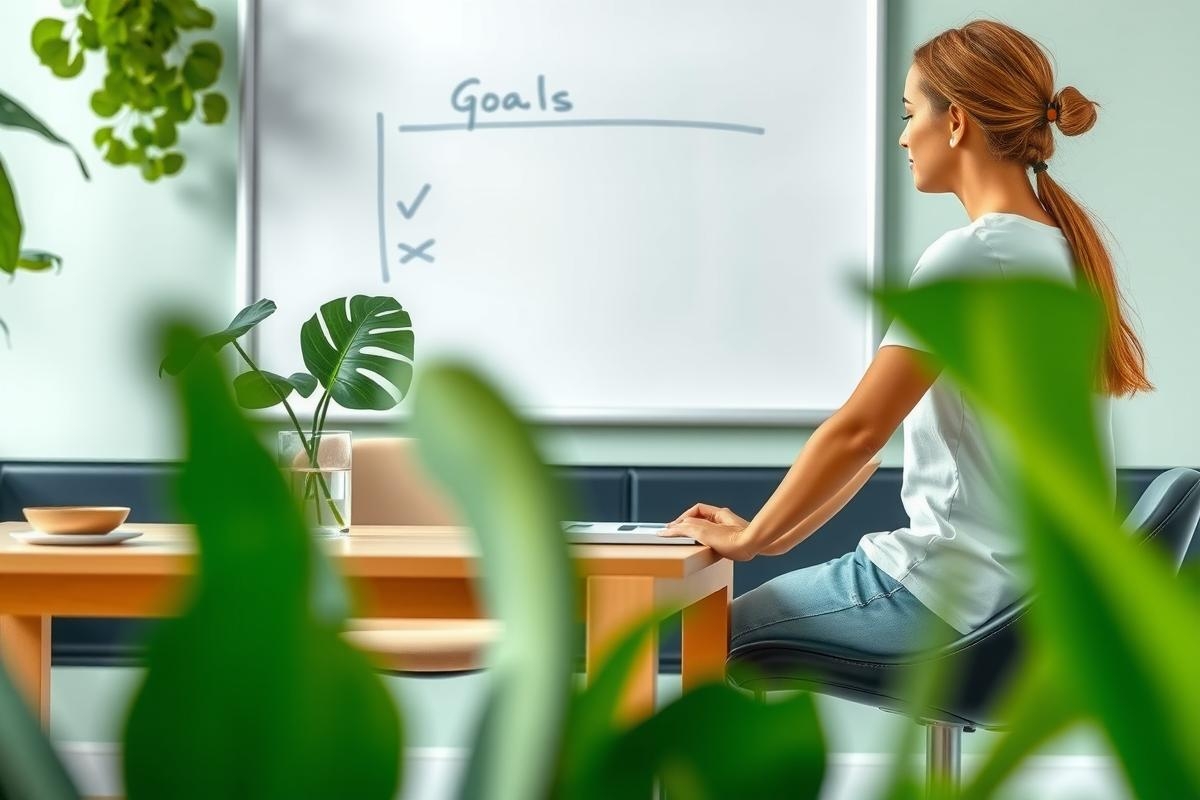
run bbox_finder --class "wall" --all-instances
[2,0,1196,469]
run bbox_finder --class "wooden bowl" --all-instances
[22,506,131,535]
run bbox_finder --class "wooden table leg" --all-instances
[681,568,732,692]
[585,575,657,723]
[0,615,51,728]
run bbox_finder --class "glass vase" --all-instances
[278,430,352,537]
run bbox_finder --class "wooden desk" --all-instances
[0,523,732,727]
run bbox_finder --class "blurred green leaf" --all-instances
[16,249,64,274]
[877,277,1200,799]
[32,24,84,79]
[201,92,228,124]
[32,1,225,180]
[132,126,154,147]
[556,613,666,795]
[140,157,163,182]
[171,0,215,30]
[233,370,317,409]
[159,298,277,376]
[411,363,576,800]
[556,609,825,799]
[93,125,113,148]
[77,15,100,48]
[0,157,22,274]
[90,90,122,118]
[103,138,128,165]
[103,70,128,102]
[165,84,195,122]
[0,660,82,799]
[31,18,65,52]
[0,90,90,179]
[96,16,127,47]
[162,152,185,175]
[89,0,115,20]
[124,322,402,798]
[153,115,177,147]
[590,684,826,799]
[962,650,1083,800]
[300,296,414,410]
[59,49,86,78]
[182,41,221,90]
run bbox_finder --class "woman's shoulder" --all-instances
[910,224,999,285]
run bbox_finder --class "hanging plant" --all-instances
[31,0,228,182]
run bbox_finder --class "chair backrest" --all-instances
[1123,467,1200,569]
[350,438,462,526]
[981,466,1200,627]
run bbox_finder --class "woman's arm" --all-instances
[756,455,881,556]
[662,345,938,559]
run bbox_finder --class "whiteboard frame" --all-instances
[236,0,887,426]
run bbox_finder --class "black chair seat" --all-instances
[728,598,1032,730]
[727,467,1200,731]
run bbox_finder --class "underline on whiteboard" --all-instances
[397,118,766,135]
[376,112,390,283]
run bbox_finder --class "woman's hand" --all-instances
[659,503,756,560]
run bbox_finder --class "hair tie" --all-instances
[1045,100,1060,123]
[1032,161,1049,174]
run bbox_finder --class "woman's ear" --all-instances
[947,103,966,146]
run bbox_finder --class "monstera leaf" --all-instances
[159,299,276,376]
[301,296,414,410]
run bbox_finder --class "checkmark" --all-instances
[396,183,432,219]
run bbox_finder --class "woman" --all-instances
[660,20,1152,655]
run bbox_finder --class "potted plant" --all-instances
[160,295,415,534]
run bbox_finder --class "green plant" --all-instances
[2,276,1196,799]
[410,362,830,799]
[159,296,415,529]
[873,277,1200,799]
[32,0,228,182]
[0,89,89,340]
[123,321,402,798]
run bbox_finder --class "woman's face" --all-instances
[898,64,954,193]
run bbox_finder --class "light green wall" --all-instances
[1,0,1196,469]
[885,0,1200,471]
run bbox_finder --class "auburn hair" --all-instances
[914,20,1152,396]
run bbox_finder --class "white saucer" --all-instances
[11,529,143,546]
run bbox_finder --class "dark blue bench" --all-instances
[1,461,1191,669]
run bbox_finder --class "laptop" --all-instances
[563,521,697,545]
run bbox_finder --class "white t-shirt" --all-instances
[858,212,1115,635]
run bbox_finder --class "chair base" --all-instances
[926,722,963,799]
[748,689,967,798]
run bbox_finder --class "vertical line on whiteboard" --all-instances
[376,111,390,283]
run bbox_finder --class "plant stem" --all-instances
[231,342,345,529]
[306,391,338,528]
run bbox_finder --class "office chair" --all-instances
[727,467,1200,797]
[342,438,499,675]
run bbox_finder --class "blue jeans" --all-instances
[731,545,963,658]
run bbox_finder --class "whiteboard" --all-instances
[242,0,884,424]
